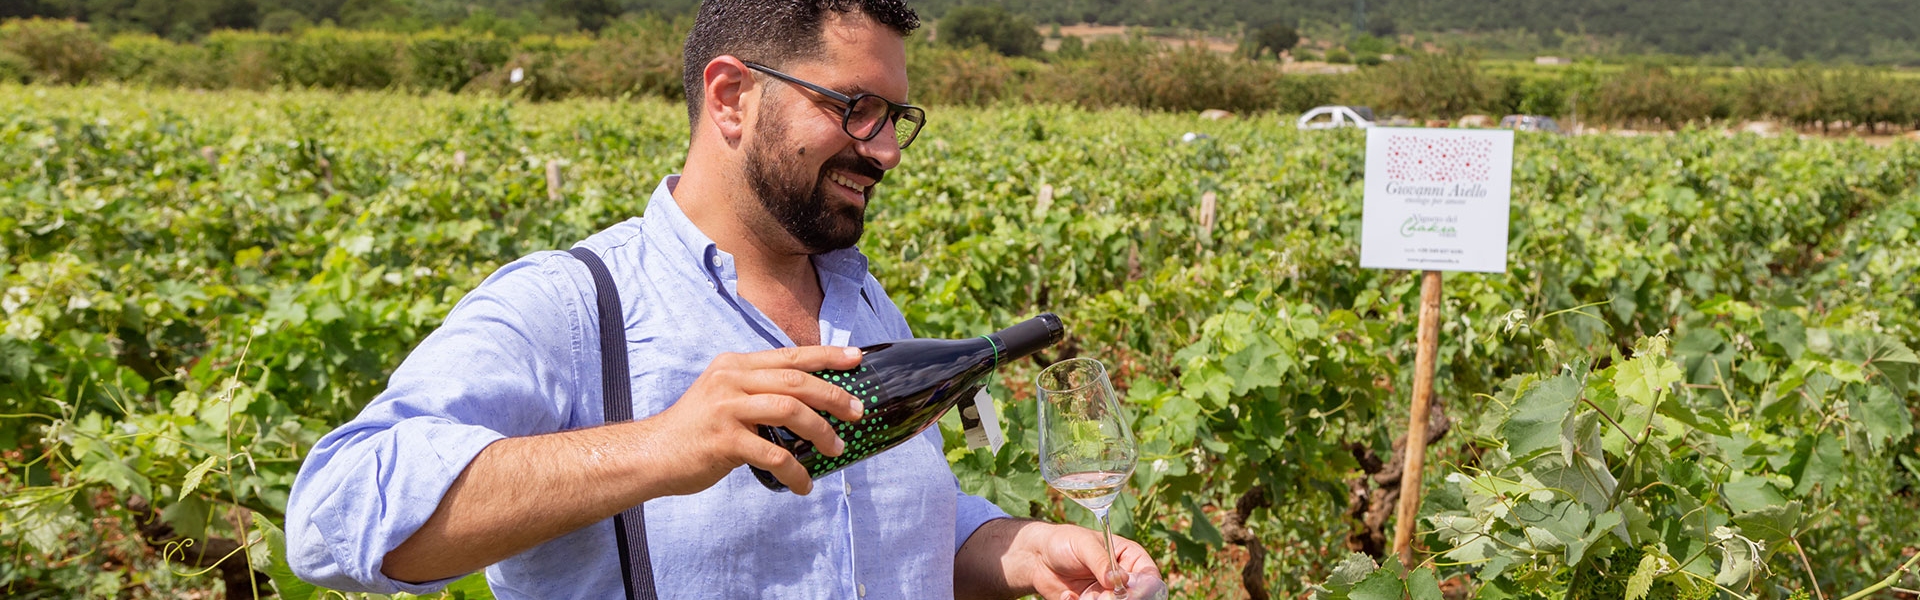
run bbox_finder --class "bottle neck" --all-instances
[985,313,1065,366]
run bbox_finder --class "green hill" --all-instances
[6,0,1919,62]
[919,0,1920,62]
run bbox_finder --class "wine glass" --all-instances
[1037,357,1151,600]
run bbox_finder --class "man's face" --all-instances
[741,13,909,254]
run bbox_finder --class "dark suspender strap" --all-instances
[566,247,659,600]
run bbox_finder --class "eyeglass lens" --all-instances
[846,95,923,148]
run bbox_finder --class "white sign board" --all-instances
[1360,128,1515,273]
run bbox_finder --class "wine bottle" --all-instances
[752,313,1065,492]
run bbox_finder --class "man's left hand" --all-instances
[955,518,1162,600]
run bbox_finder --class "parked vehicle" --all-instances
[1500,114,1563,134]
[1297,105,1376,130]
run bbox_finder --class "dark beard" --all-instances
[744,114,884,253]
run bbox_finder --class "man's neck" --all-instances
[672,170,825,346]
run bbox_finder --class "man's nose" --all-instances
[855,120,904,171]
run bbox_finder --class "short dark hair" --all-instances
[682,0,920,128]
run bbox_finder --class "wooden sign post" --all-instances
[1393,270,1444,568]
[1358,127,1515,569]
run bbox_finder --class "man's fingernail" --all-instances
[833,436,847,455]
[849,399,865,418]
[844,346,862,358]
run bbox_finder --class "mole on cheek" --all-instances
[797,147,807,157]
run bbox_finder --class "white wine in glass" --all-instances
[1037,357,1141,600]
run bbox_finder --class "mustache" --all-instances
[820,150,886,186]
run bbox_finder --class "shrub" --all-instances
[1347,52,1498,118]
[561,15,684,99]
[1060,43,1281,112]
[0,18,110,84]
[1584,65,1716,128]
[0,52,25,83]
[1493,73,1568,117]
[406,29,511,93]
[108,34,219,88]
[907,41,1017,106]
[1274,74,1341,113]
[940,6,1044,58]
[1054,35,1086,60]
[1325,48,1352,64]
[203,29,285,89]
[272,27,403,90]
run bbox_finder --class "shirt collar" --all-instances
[644,174,874,286]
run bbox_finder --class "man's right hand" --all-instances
[641,345,866,496]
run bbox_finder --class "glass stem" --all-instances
[1094,507,1126,598]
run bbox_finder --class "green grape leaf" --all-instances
[1349,567,1405,600]
[1614,352,1681,407]
[257,514,317,600]
[1326,552,1380,589]
[1860,336,1918,396]
[1731,501,1802,544]
[1785,434,1843,495]
[179,455,218,501]
[1855,385,1914,450]
[1760,309,1806,360]
[1182,496,1224,547]
[1501,374,1580,458]
[1407,567,1443,600]
[1712,527,1759,590]
[77,453,153,500]
[1657,395,1730,437]
[160,495,210,543]
[1721,478,1785,514]
[1625,551,1661,600]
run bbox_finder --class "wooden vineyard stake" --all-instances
[1392,269,1443,568]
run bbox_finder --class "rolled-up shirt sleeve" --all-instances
[953,490,1013,553]
[285,253,589,593]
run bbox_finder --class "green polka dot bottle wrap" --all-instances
[749,314,1065,492]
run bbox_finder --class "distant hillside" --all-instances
[6,0,1919,62]
[916,0,1920,61]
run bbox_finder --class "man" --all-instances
[285,0,1161,598]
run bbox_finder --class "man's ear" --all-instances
[702,56,755,146]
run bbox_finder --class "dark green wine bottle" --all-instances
[752,314,1065,491]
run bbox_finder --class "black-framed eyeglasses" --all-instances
[743,61,926,150]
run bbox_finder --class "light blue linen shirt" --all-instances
[286,175,1009,599]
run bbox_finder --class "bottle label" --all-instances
[961,388,1005,455]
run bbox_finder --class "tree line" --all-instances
[7,16,1920,133]
[0,0,698,38]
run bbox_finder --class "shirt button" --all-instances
[710,255,722,268]
[858,583,867,597]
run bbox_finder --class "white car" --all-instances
[1296,105,1376,130]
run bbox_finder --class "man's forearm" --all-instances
[954,517,1041,600]
[380,419,670,583]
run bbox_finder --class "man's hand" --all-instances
[642,345,867,496]
[955,519,1162,600]
[382,345,864,583]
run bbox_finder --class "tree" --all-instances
[1250,22,1299,58]
[940,5,1043,57]
[545,0,621,33]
